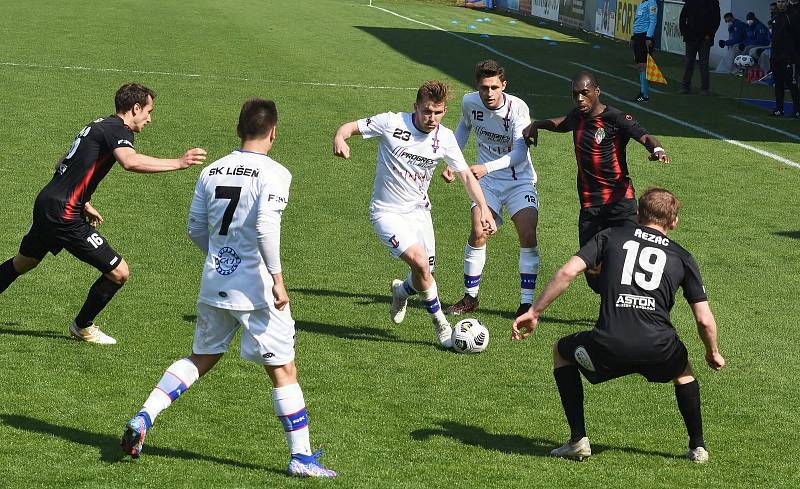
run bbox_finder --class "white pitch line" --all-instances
[0,61,417,91]
[729,115,800,142]
[368,3,799,169]
[570,61,665,94]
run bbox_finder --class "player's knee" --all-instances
[107,259,130,285]
[469,229,487,247]
[13,254,40,274]
[268,361,298,387]
[518,228,537,248]
[553,342,571,367]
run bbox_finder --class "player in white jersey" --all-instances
[333,81,496,349]
[121,99,335,478]
[443,60,541,318]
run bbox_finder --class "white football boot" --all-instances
[550,436,591,461]
[390,279,408,324]
[687,446,709,464]
[70,321,117,345]
[433,318,453,349]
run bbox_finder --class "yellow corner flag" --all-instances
[646,54,667,84]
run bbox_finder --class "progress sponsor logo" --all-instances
[615,293,656,311]
[476,126,511,143]
[392,146,437,168]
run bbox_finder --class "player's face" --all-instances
[413,99,447,132]
[129,96,154,133]
[477,75,507,109]
[572,79,600,114]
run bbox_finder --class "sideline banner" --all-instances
[594,0,617,36]
[661,0,684,54]
[532,0,560,20]
[559,0,585,28]
[496,0,520,10]
[464,0,494,7]
[614,0,640,41]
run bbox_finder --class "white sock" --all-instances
[519,246,540,304]
[463,243,486,297]
[398,272,416,299]
[140,358,199,428]
[420,281,447,324]
[273,383,311,456]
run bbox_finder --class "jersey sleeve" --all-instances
[454,98,472,150]
[441,131,470,172]
[259,168,291,212]
[616,111,648,141]
[103,123,135,151]
[256,169,292,274]
[575,229,609,268]
[561,108,581,131]
[681,254,708,304]
[357,112,392,140]
[483,100,531,173]
[646,0,658,38]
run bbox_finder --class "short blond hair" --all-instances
[416,80,450,105]
[638,187,681,228]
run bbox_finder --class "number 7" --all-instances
[214,186,241,235]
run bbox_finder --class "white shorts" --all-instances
[472,176,538,226]
[371,209,436,271]
[192,301,295,366]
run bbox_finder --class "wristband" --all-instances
[652,147,664,154]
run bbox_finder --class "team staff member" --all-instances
[524,71,669,293]
[769,0,799,117]
[631,0,659,102]
[0,83,206,344]
[512,188,725,464]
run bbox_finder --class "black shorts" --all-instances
[578,198,638,247]
[557,331,689,384]
[19,218,122,274]
[632,33,651,64]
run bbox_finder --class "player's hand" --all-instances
[646,39,654,51]
[718,39,726,48]
[649,150,671,163]
[523,123,538,147]
[441,167,455,183]
[333,138,351,159]
[706,351,725,371]
[481,208,496,236]
[470,164,488,180]
[511,309,539,340]
[83,203,104,227]
[272,282,289,311]
[180,148,207,168]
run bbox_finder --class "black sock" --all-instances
[554,365,586,442]
[74,275,124,328]
[0,258,21,294]
[675,380,705,449]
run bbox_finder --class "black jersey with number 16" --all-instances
[34,115,135,223]
[576,225,707,362]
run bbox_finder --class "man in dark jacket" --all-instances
[680,0,721,94]
[770,0,799,117]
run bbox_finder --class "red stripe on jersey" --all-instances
[594,119,612,205]
[575,118,591,207]
[611,133,633,202]
[62,152,112,220]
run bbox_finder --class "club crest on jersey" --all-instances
[214,247,241,275]
[389,235,400,249]
[594,128,606,144]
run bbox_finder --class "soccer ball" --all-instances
[734,55,755,69]
[451,318,489,353]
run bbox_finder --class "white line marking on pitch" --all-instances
[0,61,417,91]
[570,62,665,94]
[368,3,799,169]
[729,115,800,142]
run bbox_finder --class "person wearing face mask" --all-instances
[742,12,771,61]
[770,0,799,117]
[714,12,748,74]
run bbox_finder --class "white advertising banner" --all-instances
[661,0,684,54]
[532,0,561,20]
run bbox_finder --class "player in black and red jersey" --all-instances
[524,71,670,292]
[512,188,725,464]
[0,83,206,344]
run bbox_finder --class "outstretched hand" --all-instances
[333,138,351,159]
[706,351,725,371]
[83,203,104,227]
[523,123,538,147]
[649,150,671,163]
[180,148,207,168]
[511,308,538,340]
[441,167,455,183]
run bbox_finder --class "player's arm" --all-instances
[512,256,587,340]
[474,108,533,178]
[523,116,570,147]
[690,301,725,371]
[646,0,658,46]
[638,134,670,163]
[443,118,471,183]
[454,169,496,235]
[82,201,104,227]
[257,176,291,310]
[114,146,206,173]
[333,121,361,160]
[187,178,210,254]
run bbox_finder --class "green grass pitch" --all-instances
[0,0,798,487]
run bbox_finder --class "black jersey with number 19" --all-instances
[576,225,707,362]
[562,106,648,208]
[34,115,134,223]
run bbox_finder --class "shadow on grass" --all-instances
[774,230,800,240]
[411,420,682,460]
[0,323,72,342]
[296,320,438,348]
[0,414,284,473]
[291,287,593,325]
